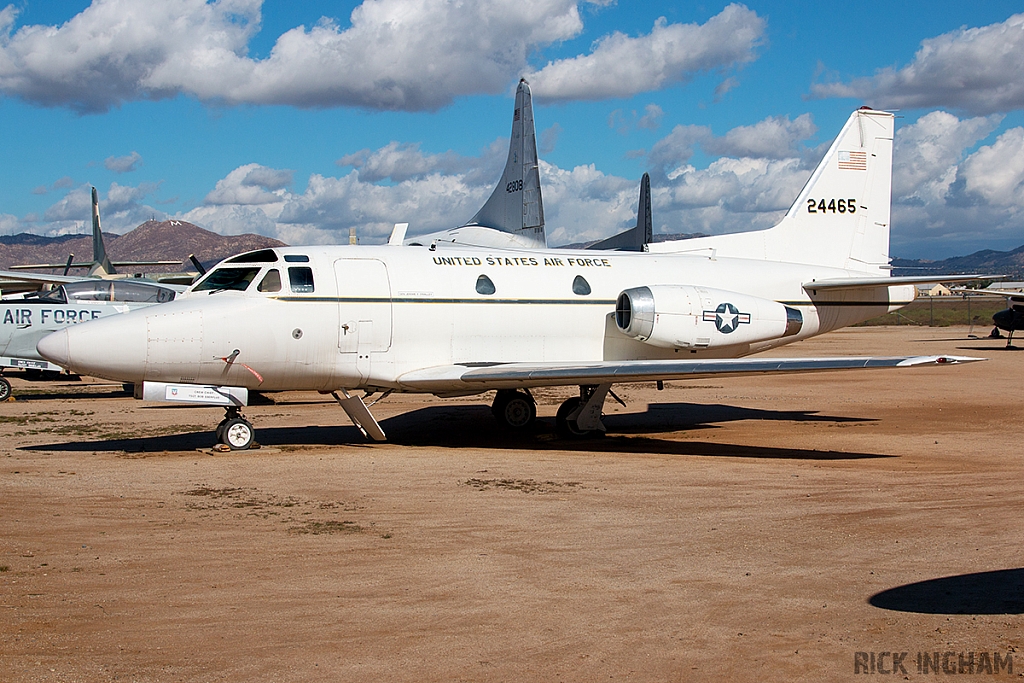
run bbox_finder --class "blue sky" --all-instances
[0,1,1022,259]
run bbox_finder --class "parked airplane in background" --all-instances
[1,188,182,291]
[0,189,184,399]
[588,173,653,252]
[39,108,992,448]
[405,79,546,249]
[982,289,1024,347]
[0,278,178,398]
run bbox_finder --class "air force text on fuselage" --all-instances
[3,306,106,329]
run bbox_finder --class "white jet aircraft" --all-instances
[38,108,990,449]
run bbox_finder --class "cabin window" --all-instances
[227,249,278,263]
[288,267,315,293]
[572,275,592,296]
[475,274,495,295]
[257,269,282,293]
[193,267,261,292]
[284,254,309,263]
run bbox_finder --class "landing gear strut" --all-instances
[491,389,536,430]
[555,384,613,438]
[215,406,254,450]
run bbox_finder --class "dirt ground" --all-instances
[1,326,1022,682]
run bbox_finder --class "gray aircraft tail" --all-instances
[89,187,116,276]
[588,173,652,252]
[462,79,545,247]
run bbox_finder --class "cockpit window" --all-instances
[226,249,278,264]
[257,269,282,293]
[288,267,315,293]
[284,254,309,263]
[109,281,176,303]
[62,280,113,301]
[193,267,261,292]
[24,287,68,304]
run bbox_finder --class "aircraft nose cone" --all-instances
[37,328,70,367]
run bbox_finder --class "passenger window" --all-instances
[258,269,282,293]
[572,275,592,295]
[288,267,315,293]
[475,274,495,295]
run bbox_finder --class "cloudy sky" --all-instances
[0,0,1022,259]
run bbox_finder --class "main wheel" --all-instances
[221,418,255,450]
[555,396,599,438]
[215,419,229,444]
[0,377,11,402]
[492,390,536,429]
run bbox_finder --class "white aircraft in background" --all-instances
[0,188,183,400]
[39,107,992,449]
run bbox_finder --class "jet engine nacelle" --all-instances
[615,285,803,349]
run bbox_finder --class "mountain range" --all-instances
[0,220,285,273]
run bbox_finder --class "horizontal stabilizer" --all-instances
[398,355,983,391]
[803,274,1003,292]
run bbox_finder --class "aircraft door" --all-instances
[334,259,392,382]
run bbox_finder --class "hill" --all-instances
[0,221,286,273]
[892,244,1024,279]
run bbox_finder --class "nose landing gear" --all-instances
[215,406,255,450]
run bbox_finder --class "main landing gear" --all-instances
[491,389,537,430]
[215,406,255,450]
[490,384,622,438]
[0,375,11,402]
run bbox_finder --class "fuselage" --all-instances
[3,279,176,371]
[37,244,915,393]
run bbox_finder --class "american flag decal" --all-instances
[513,108,520,122]
[838,150,867,171]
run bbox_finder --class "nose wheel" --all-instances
[216,407,255,450]
[0,376,11,402]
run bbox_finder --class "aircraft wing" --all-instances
[397,355,982,392]
[0,269,84,287]
[803,274,1002,292]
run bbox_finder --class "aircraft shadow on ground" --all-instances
[21,402,889,460]
[869,568,1024,615]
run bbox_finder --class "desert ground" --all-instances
[1,325,1021,682]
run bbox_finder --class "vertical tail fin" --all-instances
[588,173,653,251]
[649,108,894,274]
[462,78,546,247]
[89,187,115,276]
[771,107,894,272]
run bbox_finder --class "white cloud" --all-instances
[104,151,143,174]
[953,127,1024,207]
[647,114,816,180]
[338,142,470,183]
[526,4,765,101]
[891,110,1002,201]
[703,114,816,159]
[204,164,292,206]
[0,0,585,113]
[35,182,164,235]
[810,13,1024,115]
